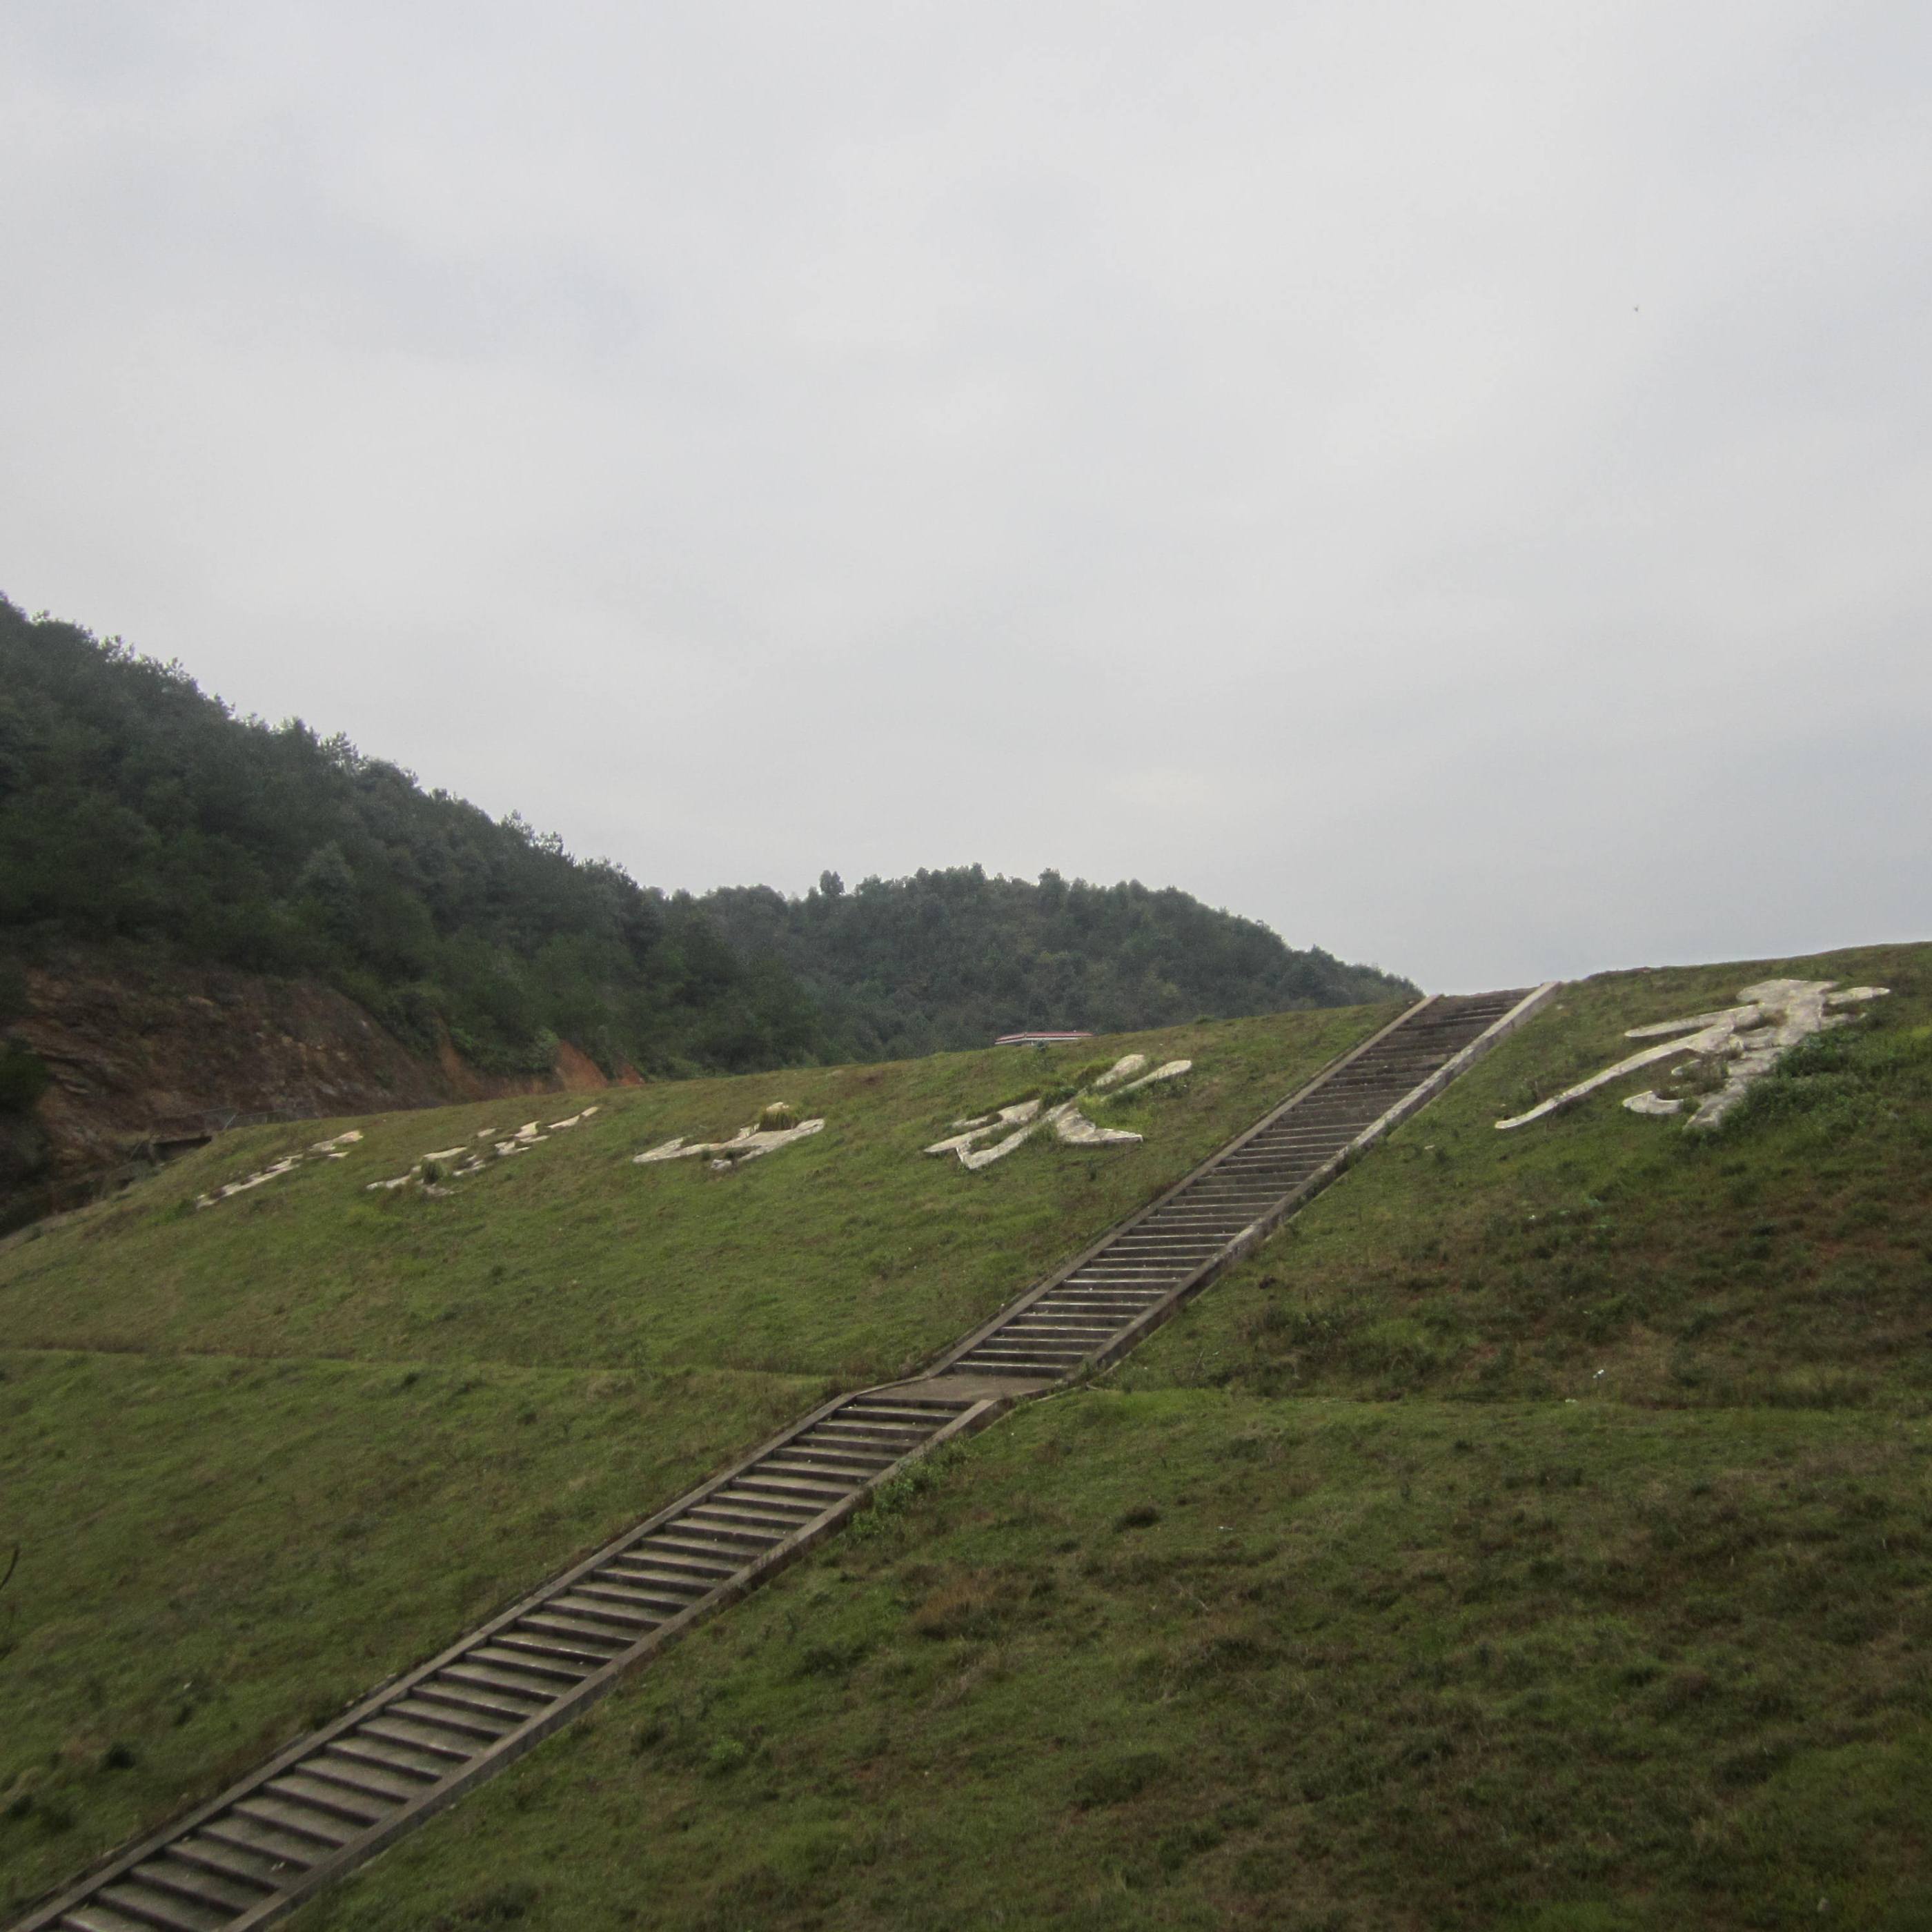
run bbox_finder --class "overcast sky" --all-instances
[3,2,1927,991]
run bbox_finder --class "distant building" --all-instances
[995,1030,1094,1047]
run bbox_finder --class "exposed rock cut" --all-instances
[3,945,621,1224]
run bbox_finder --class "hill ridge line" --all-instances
[10,985,1556,1932]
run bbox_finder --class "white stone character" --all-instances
[1495,979,1889,1132]
[632,1114,825,1168]
[923,1058,1192,1169]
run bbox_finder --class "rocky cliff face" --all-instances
[2,948,625,1225]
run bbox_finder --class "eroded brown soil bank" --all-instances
[1,947,623,1226]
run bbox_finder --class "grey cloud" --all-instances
[1,0,1926,990]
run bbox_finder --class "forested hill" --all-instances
[702,871,1414,1061]
[0,601,816,1078]
[0,600,1412,1079]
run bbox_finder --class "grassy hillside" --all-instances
[0,1000,1386,1915]
[8,944,1929,1929]
[0,1005,1380,1379]
[1118,939,1932,1413]
[252,940,1929,1932]
[295,1397,1931,1932]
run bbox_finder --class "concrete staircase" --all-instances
[12,985,1554,1932]
[936,989,1544,1387]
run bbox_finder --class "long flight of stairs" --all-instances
[937,989,1544,1384]
[12,985,1554,1932]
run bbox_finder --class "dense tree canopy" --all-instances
[702,868,1414,1062]
[0,600,1413,1076]
[0,601,815,1074]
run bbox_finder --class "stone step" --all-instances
[964,1342,1090,1359]
[409,1677,544,1723]
[92,1882,228,1932]
[131,1854,271,1913]
[547,1593,660,1634]
[599,1563,711,1600]
[469,1640,598,1682]
[230,1793,356,1849]
[1004,1321,1120,1337]
[810,1421,931,1448]
[641,1528,778,1562]
[444,1657,579,1702]
[197,1809,329,1869]
[162,1832,290,1894]
[304,1750,426,1806]
[330,1731,448,1782]
[263,1771,393,1829]
[571,1577,696,1618]
[729,1473,854,1505]
[60,1904,156,1932]
[357,1713,483,1763]
[761,1449,897,1479]
[320,1731,446,1786]
[514,1610,635,1651]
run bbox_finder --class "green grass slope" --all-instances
[0,1002,1387,1915]
[296,1397,1931,1932]
[267,941,1932,1932]
[1121,940,1932,1412]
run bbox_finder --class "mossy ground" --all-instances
[0,1003,1381,1914]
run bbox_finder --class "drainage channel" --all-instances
[14,985,1555,1932]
